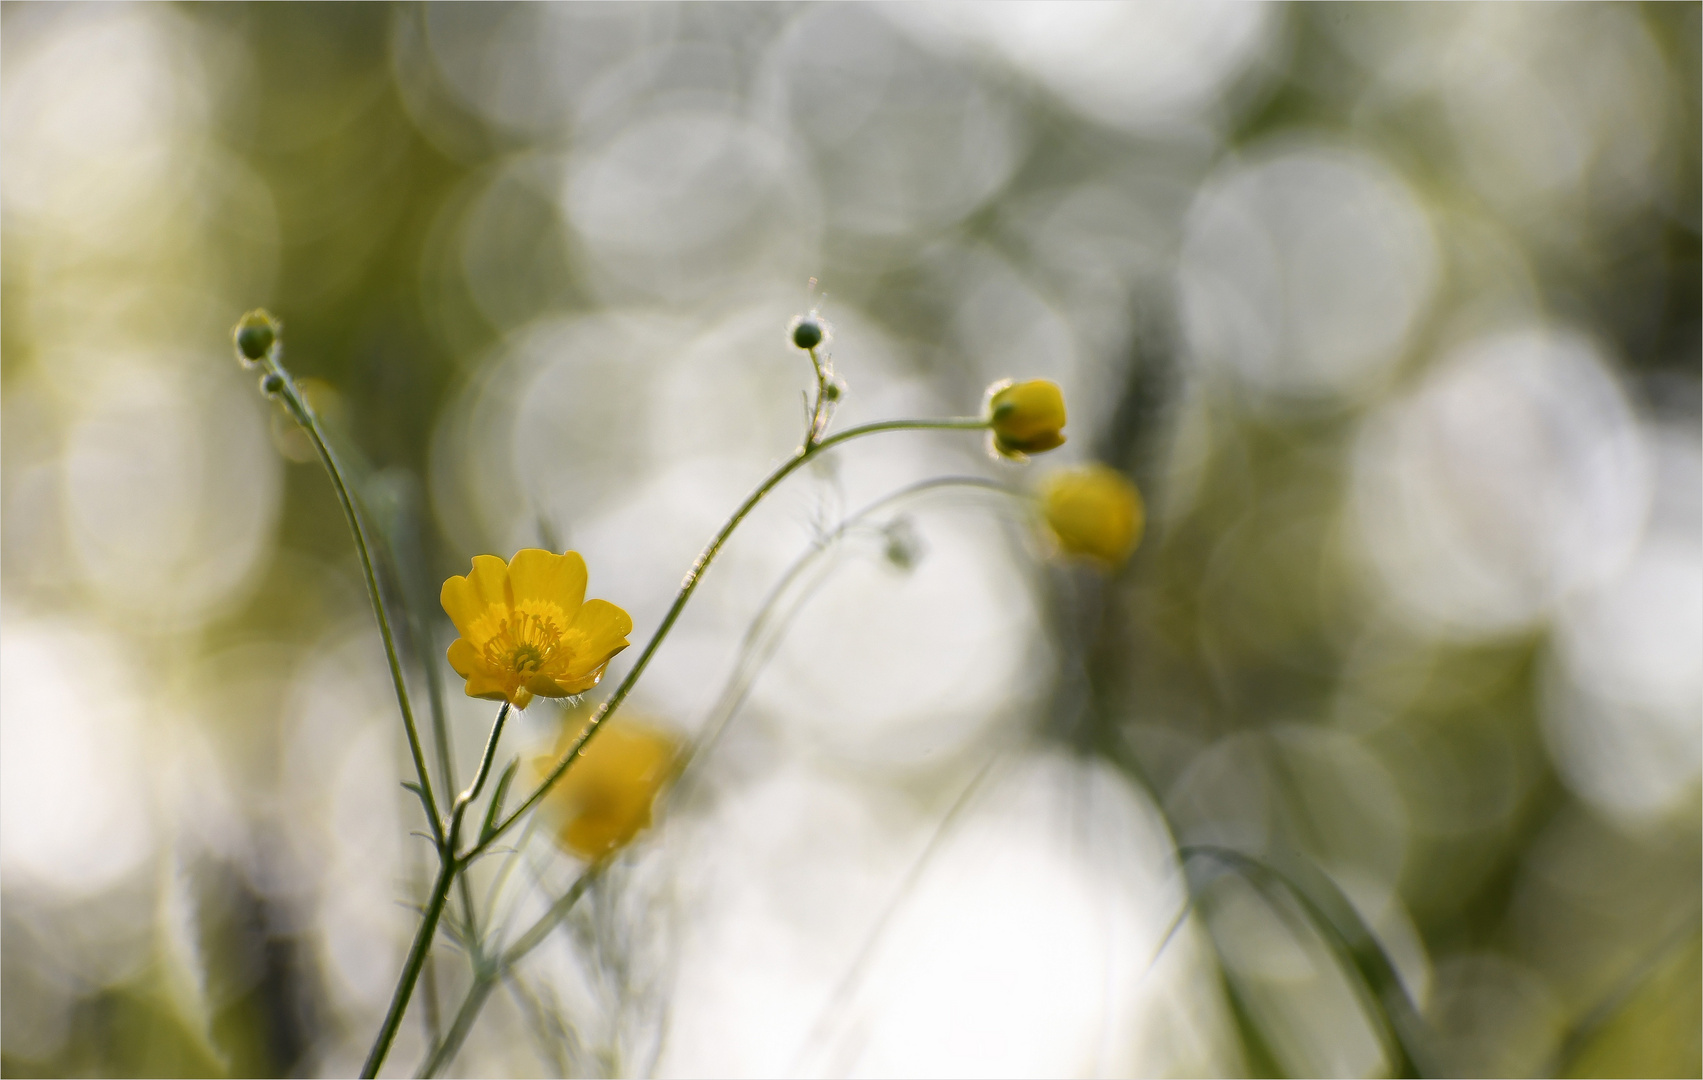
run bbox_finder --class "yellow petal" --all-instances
[467,554,514,608]
[441,554,513,642]
[526,673,573,698]
[447,637,482,679]
[440,576,484,641]
[566,599,633,681]
[553,669,606,696]
[571,599,633,650]
[509,549,587,611]
[462,668,512,703]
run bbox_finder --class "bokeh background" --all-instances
[3,3,1699,1077]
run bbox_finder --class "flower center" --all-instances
[483,610,571,678]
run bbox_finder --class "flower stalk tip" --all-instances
[234,308,280,366]
[791,316,825,351]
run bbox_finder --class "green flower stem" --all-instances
[268,361,444,843]
[419,475,1022,1076]
[466,415,990,861]
[369,412,989,1077]
[804,345,830,447]
[417,870,599,1079]
[363,702,511,1078]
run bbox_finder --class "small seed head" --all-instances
[259,372,285,396]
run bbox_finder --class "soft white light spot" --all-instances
[0,619,156,895]
[1179,145,1439,405]
[888,1,1277,135]
[1351,327,1649,638]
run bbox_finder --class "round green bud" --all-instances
[234,309,280,365]
[823,379,843,402]
[260,372,285,396]
[792,318,823,350]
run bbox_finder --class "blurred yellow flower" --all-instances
[538,718,679,862]
[1042,465,1145,568]
[986,379,1067,458]
[440,550,632,710]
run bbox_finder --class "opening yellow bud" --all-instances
[986,379,1067,458]
[1041,464,1144,568]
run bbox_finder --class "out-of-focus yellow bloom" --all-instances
[538,718,679,862]
[986,379,1067,458]
[440,550,632,710]
[1042,464,1145,568]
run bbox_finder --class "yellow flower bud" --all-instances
[1041,464,1145,568]
[986,379,1067,458]
[537,717,679,862]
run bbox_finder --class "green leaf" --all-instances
[1183,844,1435,1079]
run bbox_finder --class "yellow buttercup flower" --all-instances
[986,379,1067,458]
[1042,464,1145,568]
[537,718,679,862]
[440,550,633,710]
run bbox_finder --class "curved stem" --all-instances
[363,856,456,1078]
[380,477,485,963]
[466,416,988,860]
[270,362,444,842]
[365,409,987,1075]
[363,702,510,1078]
[1181,845,1431,1078]
[681,474,1022,783]
[419,474,1019,1077]
[454,702,512,824]
[418,869,600,1079]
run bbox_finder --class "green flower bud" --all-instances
[259,372,285,396]
[791,317,824,350]
[234,309,280,366]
